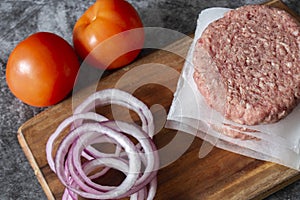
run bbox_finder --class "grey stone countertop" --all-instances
[0,0,299,199]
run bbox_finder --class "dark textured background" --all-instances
[0,0,299,199]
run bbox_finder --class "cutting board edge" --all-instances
[251,172,300,200]
[265,0,282,5]
[17,127,55,200]
[265,0,300,21]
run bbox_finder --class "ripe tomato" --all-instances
[73,0,144,70]
[6,32,80,107]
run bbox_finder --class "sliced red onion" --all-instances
[60,121,158,199]
[73,89,155,138]
[70,132,119,192]
[101,121,159,198]
[62,189,75,200]
[56,123,141,199]
[46,112,109,172]
[46,89,159,200]
[101,121,159,196]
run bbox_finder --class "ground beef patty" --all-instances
[193,5,300,125]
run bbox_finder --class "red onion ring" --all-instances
[46,112,109,171]
[73,89,155,138]
[55,123,141,199]
[46,89,159,200]
[101,121,159,198]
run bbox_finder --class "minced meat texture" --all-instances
[193,5,300,125]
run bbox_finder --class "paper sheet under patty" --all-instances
[166,7,300,170]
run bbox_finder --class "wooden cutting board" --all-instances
[17,0,300,199]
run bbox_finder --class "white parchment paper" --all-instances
[166,7,300,170]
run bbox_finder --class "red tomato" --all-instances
[6,32,80,107]
[73,0,144,70]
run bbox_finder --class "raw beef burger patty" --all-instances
[193,5,300,125]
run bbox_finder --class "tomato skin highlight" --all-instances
[73,0,144,70]
[6,32,80,107]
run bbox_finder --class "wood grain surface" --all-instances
[17,0,300,199]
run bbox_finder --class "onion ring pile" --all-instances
[46,89,159,200]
